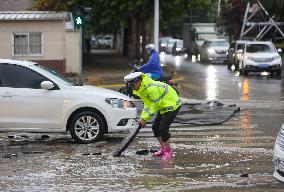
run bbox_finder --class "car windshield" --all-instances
[37,65,80,86]
[236,43,245,50]
[168,40,175,46]
[246,44,275,53]
[208,41,229,47]
[196,40,204,46]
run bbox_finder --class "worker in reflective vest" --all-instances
[124,72,181,161]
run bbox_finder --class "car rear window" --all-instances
[236,43,245,50]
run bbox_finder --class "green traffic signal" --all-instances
[75,16,83,25]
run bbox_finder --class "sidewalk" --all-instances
[82,49,132,89]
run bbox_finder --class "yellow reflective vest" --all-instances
[133,73,181,122]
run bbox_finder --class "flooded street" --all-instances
[0,113,283,191]
[1,54,284,191]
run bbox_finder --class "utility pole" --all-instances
[217,0,221,16]
[73,6,92,84]
[154,0,159,52]
[79,25,83,83]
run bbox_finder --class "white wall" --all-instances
[0,20,66,60]
[0,19,80,74]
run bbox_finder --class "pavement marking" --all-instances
[111,130,265,137]
[139,136,275,142]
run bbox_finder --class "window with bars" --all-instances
[13,33,42,56]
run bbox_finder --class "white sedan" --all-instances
[0,59,137,143]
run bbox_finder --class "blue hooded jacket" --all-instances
[140,49,163,78]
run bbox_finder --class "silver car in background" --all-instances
[199,39,229,63]
[273,123,284,183]
[159,37,173,52]
[165,39,179,54]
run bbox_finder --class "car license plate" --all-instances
[275,158,284,171]
[259,64,269,68]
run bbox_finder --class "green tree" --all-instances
[32,0,216,57]
[220,0,284,41]
[31,0,68,11]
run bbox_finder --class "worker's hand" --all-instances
[138,119,146,128]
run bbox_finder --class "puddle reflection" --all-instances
[160,159,173,169]
[241,78,250,101]
[205,65,218,100]
[174,55,182,67]
[240,109,252,145]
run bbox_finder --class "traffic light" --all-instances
[72,6,92,28]
[75,16,83,26]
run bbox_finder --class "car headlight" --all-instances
[244,55,253,60]
[105,98,134,109]
[207,48,215,54]
[272,55,281,60]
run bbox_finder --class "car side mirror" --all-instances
[236,49,243,54]
[277,48,282,53]
[41,81,55,90]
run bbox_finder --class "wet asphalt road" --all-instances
[0,53,284,191]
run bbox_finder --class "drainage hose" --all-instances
[112,124,142,157]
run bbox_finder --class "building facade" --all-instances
[0,11,80,74]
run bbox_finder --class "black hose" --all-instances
[112,124,142,157]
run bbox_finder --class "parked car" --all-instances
[0,59,137,143]
[237,41,282,76]
[103,35,114,49]
[273,123,284,183]
[159,37,173,52]
[96,35,113,49]
[199,39,229,63]
[227,40,247,70]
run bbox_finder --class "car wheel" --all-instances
[69,111,105,143]
[240,68,248,76]
[240,63,247,75]
[241,68,248,76]
[227,63,231,70]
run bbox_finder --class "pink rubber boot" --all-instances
[162,148,173,161]
[153,147,166,157]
